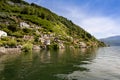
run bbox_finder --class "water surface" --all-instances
[0,47,120,80]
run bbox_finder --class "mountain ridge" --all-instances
[100,35,120,46]
[0,0,105,49]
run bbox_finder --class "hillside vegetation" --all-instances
[0,0,105,49]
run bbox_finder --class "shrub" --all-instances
[0,41,3,46]
[7,39,17,47]
[22,43,33,52]
[0,37,17,47]
[48,43,59,50]
[23,28,32,34]
[1,37,10,41]
[7,24,19,32]
[13,31,23,38]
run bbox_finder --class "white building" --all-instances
[20,22,30,28]
[7,1,15,5]
[44,39,50,45]
[0,30,7,38]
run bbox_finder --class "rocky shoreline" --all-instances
[0,44,62,55]
[0,47,21,55]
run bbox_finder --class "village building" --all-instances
[0,30,7,38]
[23,35,34,41]
[39,38,45,44]
[7,1,15,5]
[20,22,30,28]
[44,39,50,45]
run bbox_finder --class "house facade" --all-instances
[0,30,7,38]
[20,22,30,28]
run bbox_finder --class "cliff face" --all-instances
[0,0,105,48]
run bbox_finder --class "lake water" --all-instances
[0,46,120,80]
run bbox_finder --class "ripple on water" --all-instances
[65,47,120,80]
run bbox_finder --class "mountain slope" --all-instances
[0,0,105,48]
[100,36,120,46]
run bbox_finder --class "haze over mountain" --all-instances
[100,36,120,46]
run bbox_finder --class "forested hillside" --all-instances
[0,0,105,49]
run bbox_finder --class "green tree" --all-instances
[7,24,19,32]
[40,12,45,19]
[21,6,30,14]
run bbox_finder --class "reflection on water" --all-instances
[0,47,119,80]
[66,47,120,80]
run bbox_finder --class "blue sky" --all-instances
[25,0,120,39]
